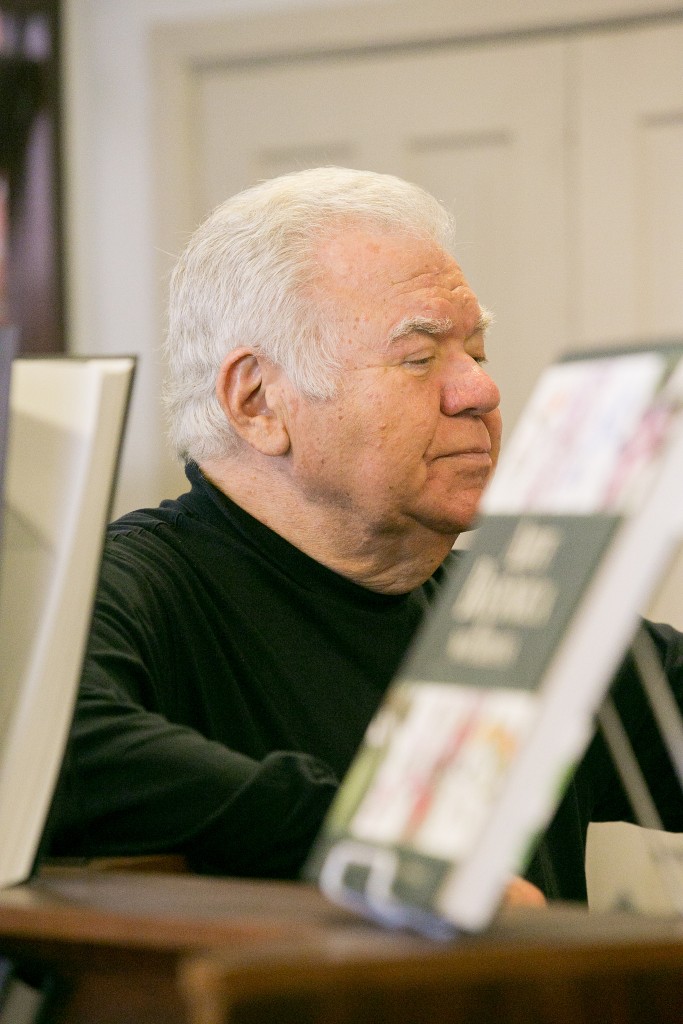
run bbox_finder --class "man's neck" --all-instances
[199,457,456,595]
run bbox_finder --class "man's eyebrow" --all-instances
[387,307,494,346]
[387,316,454,345]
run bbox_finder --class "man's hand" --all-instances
[503,876,547,908]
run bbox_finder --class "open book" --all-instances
[305,342,683,936]
[0,356,135,888]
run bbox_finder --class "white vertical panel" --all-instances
[637,117,683,333]
[576,21,683,626]
[576,21,683,346]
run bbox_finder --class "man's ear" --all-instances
[216,348,290,456]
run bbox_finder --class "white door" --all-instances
[575,21,683,346]
[181,39,570,436]
[573,22,683,627]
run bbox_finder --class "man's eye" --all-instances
[403,355,434,368]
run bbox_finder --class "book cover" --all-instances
[0,357,135,888]
[305,342,683,934]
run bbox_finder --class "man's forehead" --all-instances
[313,223,484,337]
[315,223,462,292]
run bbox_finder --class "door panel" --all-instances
[576,22,683,345]
[575,22,683,626]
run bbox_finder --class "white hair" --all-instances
[164,166,457,462]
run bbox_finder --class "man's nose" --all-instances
[440,359,501,417]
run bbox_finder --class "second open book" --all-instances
[0,355,135,889]
[306,341,683,935]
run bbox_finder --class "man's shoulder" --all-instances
[107,502,184,541]
[98,484,248,598]
[98,491,217,588]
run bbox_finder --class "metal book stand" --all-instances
[596,624,683,915]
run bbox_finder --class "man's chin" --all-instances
[424,500,484,536]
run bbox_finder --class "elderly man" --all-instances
[50,168,683,903]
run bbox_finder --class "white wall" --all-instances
[63,0,392,517]
[62,0,683,517]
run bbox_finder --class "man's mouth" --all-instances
[438,447,491,460]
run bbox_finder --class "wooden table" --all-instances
[1,867,683,1024]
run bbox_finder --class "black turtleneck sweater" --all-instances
[49,461,683,899]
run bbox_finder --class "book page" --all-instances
[351,683,536,862]
[484,351,670,514]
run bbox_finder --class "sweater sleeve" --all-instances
[48,534,339,879]
[53,690,339,877]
